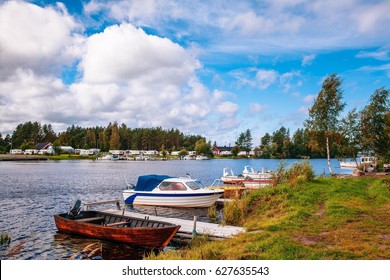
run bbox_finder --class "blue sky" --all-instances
[0,0,389,146]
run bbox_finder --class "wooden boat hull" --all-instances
[54,211,180,248]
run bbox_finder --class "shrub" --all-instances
[277,160,315,186]
[223,197,248,226]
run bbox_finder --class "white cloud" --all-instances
[356,49,390,61]
[84,0,390,55]
[357,63,390,78]
[249,103,268,113]
[303,94,316,103]
[217,101,239,117]
[302,54,316,66]
[73,23,226,134]
[80,23,200,84]
[0,1,82,79]
[226,11,276,35]
[279,71,301,93]
[0,69,69,127]
[255,69,278,90]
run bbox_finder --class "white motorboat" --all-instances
[221,166,276,185]
[339,156,377,171]
[123,175,224,208]
[195,155,209,160]
[220,168,248,184]
[97,154,119,160]
[242,165,276,180]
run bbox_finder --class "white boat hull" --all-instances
[339,161,357,169]
[221,176,246,184]
[123,190,224,208]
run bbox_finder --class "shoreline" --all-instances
[0,154,49,161]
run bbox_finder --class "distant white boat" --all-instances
[221,168,247,184]
[195,155,209,160]
[221,166,276,186]
[97,155,119,160]
[339,156,377,171]
[183,155,195,160]
[242,165,276,180]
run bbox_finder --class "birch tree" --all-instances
[305,73,345,174]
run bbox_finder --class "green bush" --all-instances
[223,197,248,226]
[277,160,315,186]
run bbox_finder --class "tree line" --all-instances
[0,122,209,155]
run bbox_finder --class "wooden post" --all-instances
[192,216,198,239]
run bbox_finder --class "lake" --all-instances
[0,158,351,260]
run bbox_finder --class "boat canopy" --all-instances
[134,174,172,191]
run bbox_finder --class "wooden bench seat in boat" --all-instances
[106,221,129,227]
[76,217,106,223]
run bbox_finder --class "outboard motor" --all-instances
[68,199,81,218]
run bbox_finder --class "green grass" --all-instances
[49,154,97,160]
[147,176,390,260]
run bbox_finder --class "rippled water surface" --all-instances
[0,158,351,259]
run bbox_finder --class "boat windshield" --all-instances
[186,181,204,190]
[159,181,187,191]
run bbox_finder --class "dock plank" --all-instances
[100,209,245,238]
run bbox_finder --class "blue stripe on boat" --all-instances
[124,194,138,204]
[129,191,223,198]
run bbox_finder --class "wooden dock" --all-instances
[99,208,245,241]
[84,199,245,242]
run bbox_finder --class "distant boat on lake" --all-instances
[339,156,377,172]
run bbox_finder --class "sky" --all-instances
[0,0,389,146]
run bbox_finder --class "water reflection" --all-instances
[53,232,159,260]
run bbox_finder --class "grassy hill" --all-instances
[149,176,390,260]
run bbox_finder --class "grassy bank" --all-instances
[49,154,97,160]
[148,176,390,260]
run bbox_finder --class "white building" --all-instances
[24,149,39,155]
[10,149,23,155]
[143,150,158,156]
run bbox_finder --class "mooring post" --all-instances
[192,216,198,239]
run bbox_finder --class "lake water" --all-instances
[0,158,351,260]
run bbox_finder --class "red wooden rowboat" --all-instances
[54,210,180,248]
